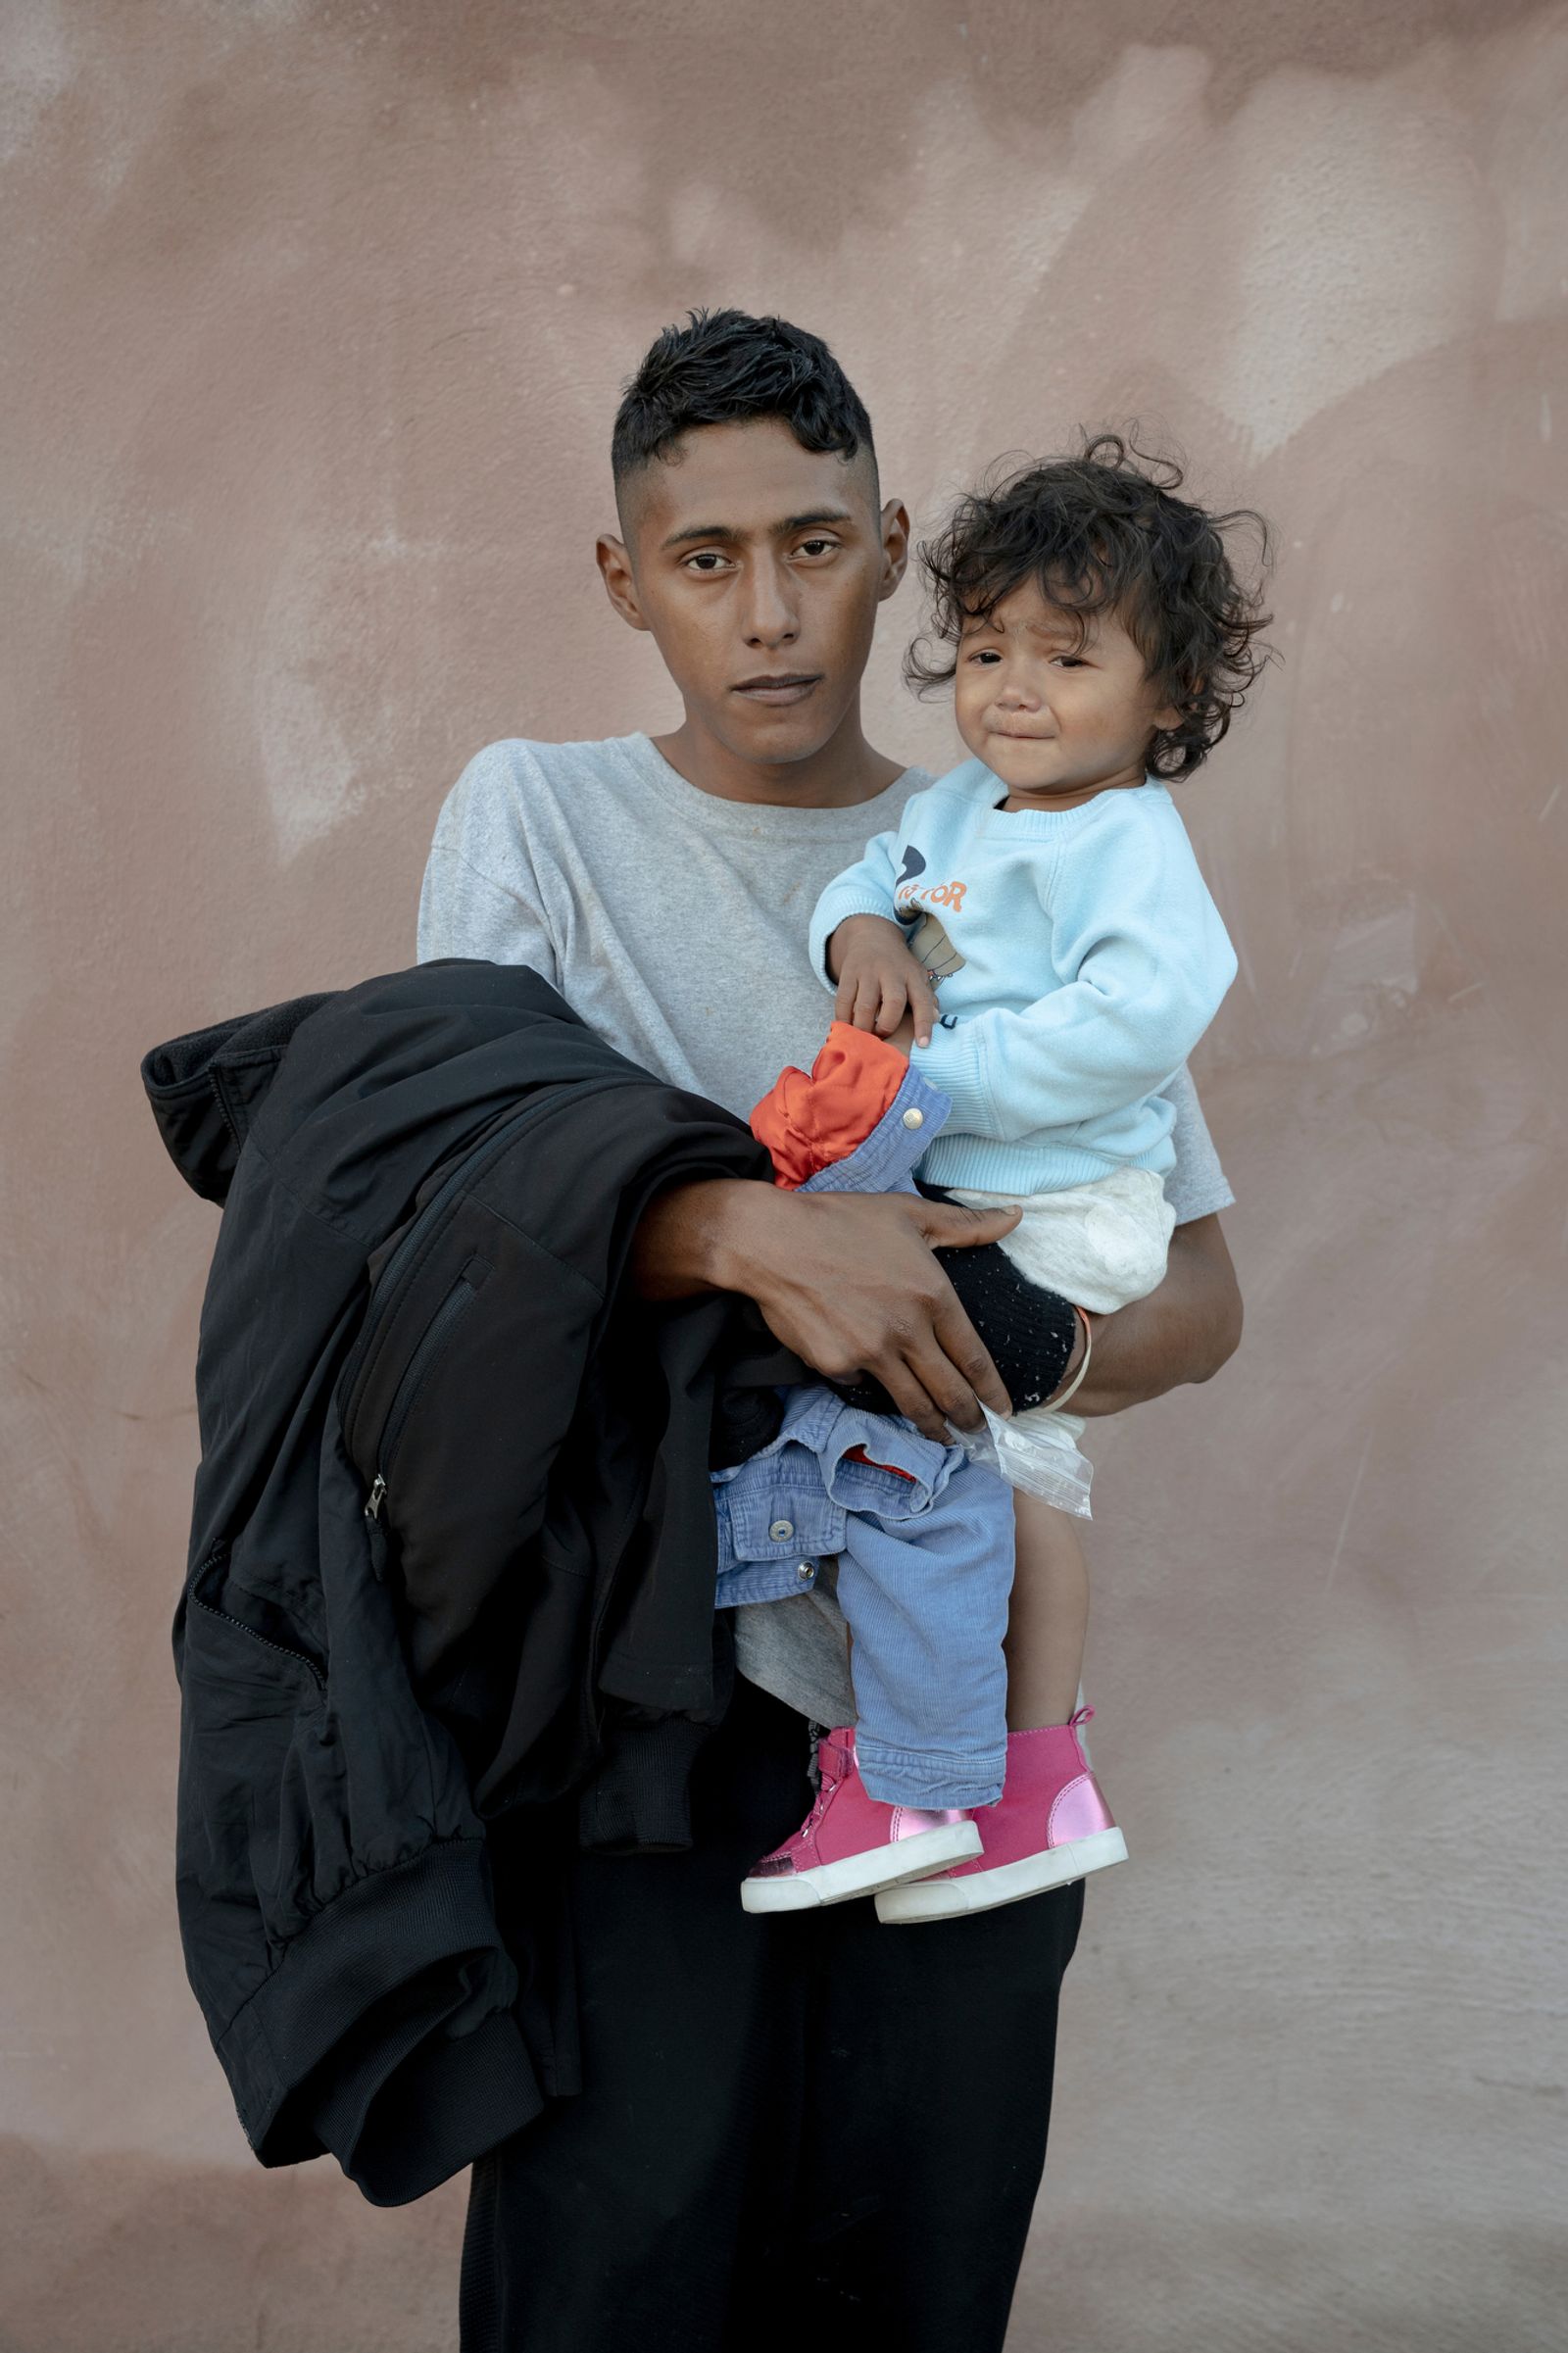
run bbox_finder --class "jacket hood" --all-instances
[141,991,333,1203]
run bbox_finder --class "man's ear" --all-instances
[876,499,911,604]
[596,532,650,633]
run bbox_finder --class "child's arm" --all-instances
[826,917,939,1045]
[910,810,1238,1142]
[808,825,937,1045]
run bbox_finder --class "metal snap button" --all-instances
[796,1561,814,1580]
[768,1518,795,1542]
[902,1106,924,1129]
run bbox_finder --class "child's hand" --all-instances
[826,914,939,1049]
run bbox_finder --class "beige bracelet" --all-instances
[1045,1306,1094,1413]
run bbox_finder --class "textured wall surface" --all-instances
[3,3,1565,2346]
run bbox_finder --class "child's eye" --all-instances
[966,648,1002,664]
[1052,655,1087,668]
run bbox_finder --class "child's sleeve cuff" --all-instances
[908,1023,996,1139]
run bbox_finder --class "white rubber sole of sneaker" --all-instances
[872,1826,1129,1923]
[741,1819,984,1914]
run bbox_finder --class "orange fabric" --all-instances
[749,1021,909,1190]
[844,1442,918,1483]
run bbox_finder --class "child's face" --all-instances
[953,577,1179,806]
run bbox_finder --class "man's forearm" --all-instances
[1073,1213,1242,1416]
[630,1178,759,1301]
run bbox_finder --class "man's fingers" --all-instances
[912,1200,1022,1250]
[928,1295,1012,1423]
[886,1324,982,1434]
[866,1353,954,1444]
[899,1200,1018,1422]
[742,1191,1020,1442]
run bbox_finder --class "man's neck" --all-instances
[652,699,906,809]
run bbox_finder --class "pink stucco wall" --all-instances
[3,4,1564,2345]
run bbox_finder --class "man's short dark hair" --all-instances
[612,309,877,506]
[906,432,1274,780]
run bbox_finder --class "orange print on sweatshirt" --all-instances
[895,877,967,916]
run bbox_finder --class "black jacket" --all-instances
[143,960,786,2204]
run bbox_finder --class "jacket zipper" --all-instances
[364,1270,479,1520]
[342,1094,555,1494]
[347,1070,628,1517]
[341,1066,633,1539]
[190,1595,326,1688]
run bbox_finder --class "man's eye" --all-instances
[684,551,730,574]
[796,538,837,559]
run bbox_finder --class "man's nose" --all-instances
[741,560,799,648]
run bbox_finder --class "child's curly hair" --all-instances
[906,433,1275,779]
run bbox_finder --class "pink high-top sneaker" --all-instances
[874,1707,1126,1923]
[741,1728,983,1914]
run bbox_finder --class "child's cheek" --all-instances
[954,679,988,758]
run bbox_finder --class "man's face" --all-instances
[598,418,906,767]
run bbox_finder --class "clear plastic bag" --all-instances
[951,1401,1094,1517]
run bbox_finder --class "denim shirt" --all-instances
[712,1059,956,1608]
[795,1056,948,1199]
[712,1383,982,1605]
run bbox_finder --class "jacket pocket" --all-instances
[356,1256,491,1524]
[177,1545,345,1979]
[185,1543,326,1687]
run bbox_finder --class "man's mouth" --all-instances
[732,672,823,705]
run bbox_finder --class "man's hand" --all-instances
[827,915,938,1048]
[633,1182,1240,1438]
[631,1180,1020,1441]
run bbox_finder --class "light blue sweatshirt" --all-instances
[808,760,1238,1194]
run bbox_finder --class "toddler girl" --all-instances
[732,435,1270,1919]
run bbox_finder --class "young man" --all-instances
[419,311,1241,2352]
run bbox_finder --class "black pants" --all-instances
[461,1680,1083,2352]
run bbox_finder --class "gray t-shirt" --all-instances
[418,733,1234,1724]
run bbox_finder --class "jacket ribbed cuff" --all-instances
[576,1714,716,1855]
[215,1835,543,2206]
